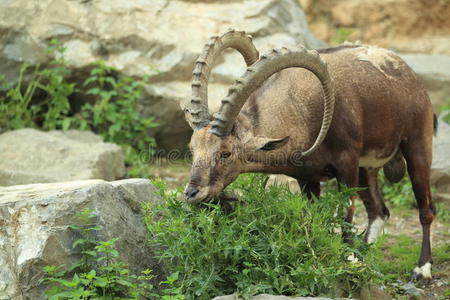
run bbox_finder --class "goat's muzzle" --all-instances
[184,184,210,204]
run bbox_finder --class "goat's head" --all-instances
[183,29,335,204]
[186,125,291,203]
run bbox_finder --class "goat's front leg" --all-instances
[335,152,360,243]
[297,180,320,200]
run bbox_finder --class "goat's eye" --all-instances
[220,151,231,159]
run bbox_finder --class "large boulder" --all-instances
[0,179,162,300]
[399,54,450,111]
[431,120,450,201]
[0,0,325,152]
[0,129,125,186]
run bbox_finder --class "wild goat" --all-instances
[182,29,436,280]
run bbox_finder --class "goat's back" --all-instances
[242,44,434,158]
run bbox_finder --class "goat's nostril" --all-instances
[185,186,199,198]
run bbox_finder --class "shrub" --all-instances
[42,209,157,299]
[0,40,75,131]
[145,174,380,299]
[42,209,184,300]
[66,60,157,152]
[0,39,157,172]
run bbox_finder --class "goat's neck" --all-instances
[234,114,300,175]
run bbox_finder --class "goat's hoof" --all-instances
[411,262,432,282]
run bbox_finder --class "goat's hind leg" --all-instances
[358,167,390,244]
[401,139,435,280]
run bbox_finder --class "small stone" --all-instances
[401,282,424,297]
[358,285,392,300]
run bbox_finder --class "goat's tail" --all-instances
[434,113,438,136]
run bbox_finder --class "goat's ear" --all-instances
[247,136,290,151]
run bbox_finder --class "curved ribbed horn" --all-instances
[185,29,260,130]
[210,46,335,157]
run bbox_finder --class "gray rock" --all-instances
[0,0,325,152]
[431,120,450,200]
[400,282,424,297]
[400,54,450,110]
[0,129,125,186]
[357,285,392,300]
[0,179,162,300]
[266,174,301,193]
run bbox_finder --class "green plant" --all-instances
[39,39,76,130]
[380,172,415,208]
[0,39,74,132]
[436,202,450,223]
[67,61,157,151]
[159,272,185,300]
[0,64,42,130]
[332,27,354,45]
[65,60,158,177]
[439,98,450,123]
[42,209,158,299]
[145,174,380,299]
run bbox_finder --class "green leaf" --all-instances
[85,269,96,280]
[93,276,108,287]
[82,250,98,257]
[86,87,101,95]
[83,76,98,86]
[116,278,133,287]
[72,238,88,249]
